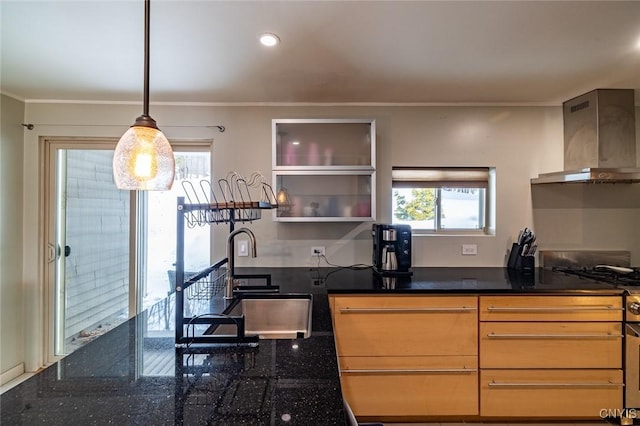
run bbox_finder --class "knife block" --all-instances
[507,243,535,273]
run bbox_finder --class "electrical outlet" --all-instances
[311,246,325,257]
[312,278,326,286]
[462,244,477,255]
[238,240,249,257]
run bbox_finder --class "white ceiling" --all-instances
[2,0,640,105]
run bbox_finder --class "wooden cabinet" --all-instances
[340,356,478,417]
[480,295,623,322]
[330,293,623,421]
[272,119,376,222]
[330,295,479,418]
[332,295,477,357]
[479,295,624,419]
[481,369,623,417]
[480,321,622,369]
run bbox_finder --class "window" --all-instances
[392,167,493,233]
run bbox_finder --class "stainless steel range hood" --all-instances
[531,88,639,184]
[531,167,640,184]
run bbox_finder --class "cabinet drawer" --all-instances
[480,295,622,322]
[332,296,478,357]
[480,322,622,368]
[480,369,623,418]
[342,356,478,417]
[340,355,478,371]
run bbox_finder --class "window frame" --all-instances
[391,166,493,235]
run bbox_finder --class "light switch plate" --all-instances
[238,240,249,257]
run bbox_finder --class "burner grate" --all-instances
[552,266,640,286]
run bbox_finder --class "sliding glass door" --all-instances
[141,150,212,309]
[44,138,212,361]
[46,144,130,356]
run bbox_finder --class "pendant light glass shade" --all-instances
[113,122,175,190]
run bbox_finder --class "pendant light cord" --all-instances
[143,0,151,118]
[133,0,158,129]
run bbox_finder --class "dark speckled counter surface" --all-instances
[323,266,623,294]
[0,267,622,425]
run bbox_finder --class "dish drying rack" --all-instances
[179,171,278,229]
[182,265,228,301]
[175,172,278,346]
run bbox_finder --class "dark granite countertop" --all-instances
[1,266,622,426]
[321,266,623,294]
[1,268,347,426]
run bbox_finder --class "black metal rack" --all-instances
[174,174,278,347]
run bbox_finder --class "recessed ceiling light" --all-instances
[259,32,280,47]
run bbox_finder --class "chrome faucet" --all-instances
[225,227,257,299]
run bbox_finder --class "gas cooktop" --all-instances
[552,265,640,289]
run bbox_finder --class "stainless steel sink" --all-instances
[205,293,313,339]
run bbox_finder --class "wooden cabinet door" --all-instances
[480,295,623,322]
[480,369,623,418]
[341,356,478,416]
[332,295,478,357]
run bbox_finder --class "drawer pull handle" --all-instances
[340,307,476,313]
[488,380,623,388]
[342,368,477,374]
[486,306,623,312]
[487,332,623,339]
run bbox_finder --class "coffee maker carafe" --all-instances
[372,224,412,276]
[380,228,398,271]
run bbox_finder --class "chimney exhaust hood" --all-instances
[531,88,639,184]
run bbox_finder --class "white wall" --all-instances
[13,101,640,372]
[532,180,640,265]
[1,95,25,381]
[23,103,640,267]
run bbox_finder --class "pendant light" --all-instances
[113,0,175,190]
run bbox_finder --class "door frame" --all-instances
[40,137,213,365]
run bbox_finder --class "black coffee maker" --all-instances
[372,224,412,276]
